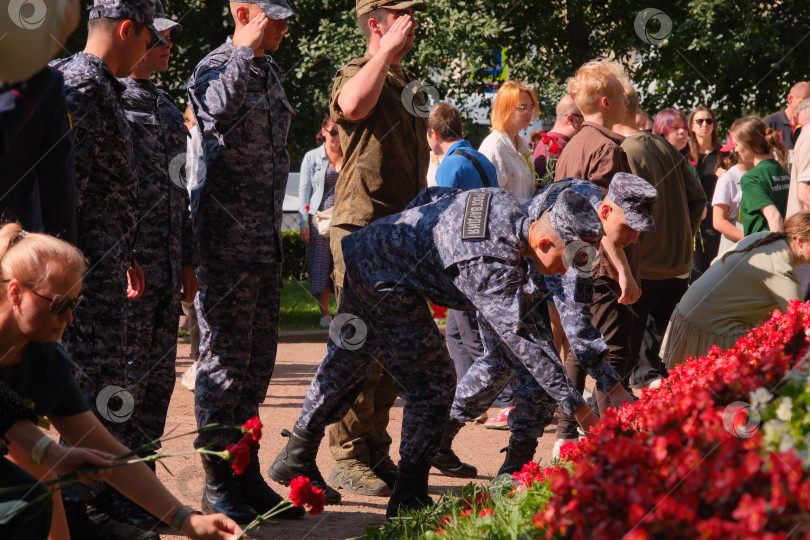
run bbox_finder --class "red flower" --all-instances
[534,301,810,538]
[305,205,310,212]
[289,476,325,515]
[225,442,250,475]
[479,508,493,517]
[512,460,550,489]
[549,142,561,155]
[242,415,262,446]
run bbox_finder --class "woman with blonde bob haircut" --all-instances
[479,81,539,201]
[0,223,240,539]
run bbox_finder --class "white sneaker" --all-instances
[181,363,197,391]
[552,438,579,459]
[648,378,663,389]
[319,315,333,328]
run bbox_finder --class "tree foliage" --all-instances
[61,0,809,163]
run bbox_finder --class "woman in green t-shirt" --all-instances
[735,116,791,235]
[0,224,241,539]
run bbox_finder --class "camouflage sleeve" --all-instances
[454,259,585,415]
[189,46,254,125]
[63,80,104,192]
[404,186,462,209]
[545,270,620,392]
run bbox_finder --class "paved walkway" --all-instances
[159,340,560,539]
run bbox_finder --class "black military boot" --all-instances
[385,461,433,518]
[235,445,305,519]
[102,490,161,531]
[267,425,342,505]
[497,436,539,476]
[429,420,477,478]
[200,454,259,524]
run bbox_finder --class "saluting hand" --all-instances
[233,12,268,50]
[378,14,416,57]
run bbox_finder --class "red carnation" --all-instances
[305,205,310,212]
[225,442,250,475]
[549,142,561,155]
[242,415,262,446]
[479,508,494,517]
[289,476,325,515]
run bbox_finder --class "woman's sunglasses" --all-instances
[31,290,83,315]
[694,118,714,126]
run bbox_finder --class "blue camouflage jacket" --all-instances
[50,53,137,263]
[343,186,586,415]
[526,178,621,392]
[120,77,195,291]
[187,37,293,263]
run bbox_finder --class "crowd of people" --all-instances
[1,0,810,538]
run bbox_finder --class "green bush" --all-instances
[282,230,308,281]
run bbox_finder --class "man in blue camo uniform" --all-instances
[186,0,302,523]
[99,4,198,529]
[49,0,165,535]
[431,173,657,476]
[268,187,605,517]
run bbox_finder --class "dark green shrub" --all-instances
[282,230,308,281]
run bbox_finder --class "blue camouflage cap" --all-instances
[154,0,181,36]
[231,0,297,20]
[546,189,604,245]
[606,172,658,232]
[89,0,168,46]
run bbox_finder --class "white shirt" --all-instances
[712,165,744,256]
[478,130,536,202]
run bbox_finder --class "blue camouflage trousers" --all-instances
[297,277,456,466]
[61,257,130,500]
[449,302,557,442]
[122,267,180,450]
[194,259,281,449]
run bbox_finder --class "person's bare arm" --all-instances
[601,237,640,304]
[336,15,415,120]
[52,412,240,539]
[761,204,785,233]
[712,204,743,242]
[798,182,810,210]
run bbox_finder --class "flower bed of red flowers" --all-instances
[373,301,810,539]
[534,300,810,539]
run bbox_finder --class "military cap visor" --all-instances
[356,0,427,17]
[230,0,297,20]
[154,17,182,36]
[89,3,167,47]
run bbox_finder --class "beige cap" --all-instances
[356,0,426,18]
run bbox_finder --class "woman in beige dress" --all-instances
[662,211,810,369]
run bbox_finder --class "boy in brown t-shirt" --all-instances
[551,59,641,456]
